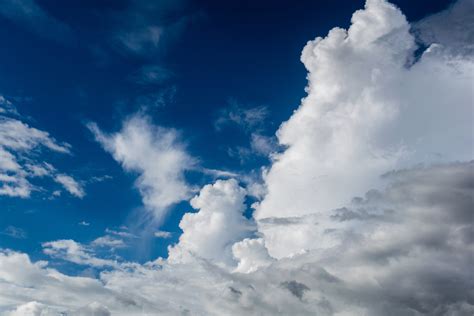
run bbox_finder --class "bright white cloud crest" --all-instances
[0,0,473,315]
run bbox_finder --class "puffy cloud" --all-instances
[0,162,464,315]
[1,1,473,315]
[232,238,273,273]
[88,114,195,221]
[0,103,82,198]
[254,0,473,223]
[168,179,254,266]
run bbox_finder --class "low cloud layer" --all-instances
[0,0,472,315]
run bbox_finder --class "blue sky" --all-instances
[0,0,473,314]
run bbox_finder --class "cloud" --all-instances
[154,230,172,238]
[42,240,118,268]
[0,100,82,198]
[0,1,473,315]
[91,236,127,249]
[215,100,269,133]
[0,226,27,239]
[254,0,473,221]
[0,0,73,43]
[108,0,192,58]
[1,162,471,315]
[54,174,85,198]
[130,65,172,85]
[413,0,474,57]
[87,114,195,222]
[168,179,254,266]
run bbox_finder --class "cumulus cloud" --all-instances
[1,0,473,315]
[0,100,82,198]
[1,162,471,315]
[168,179,254,266]
[255,0,473,221]
[88,114,195,221]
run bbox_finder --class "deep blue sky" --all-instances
[0,0,454,268]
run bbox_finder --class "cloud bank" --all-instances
[1,0,473,315]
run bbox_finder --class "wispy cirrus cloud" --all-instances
[0,0,73,43]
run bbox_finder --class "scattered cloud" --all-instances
[0,0,472,315]
[0,98,83,198]
[54,174,85,198]
[87,114,195,222]
[0,226,27,239]
[42,239,118,268]
[130,65,172,85]
[154,231,172,239]
[0,0,73,43]
[215,100,269,133]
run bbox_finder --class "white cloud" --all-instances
[42,240,118,268]
[154,230,172,238]
[91,236,127,249]
[254,0,473,226]
[88,114,195,222]
[0,104,82,198]
[1,162,470,315]
[215,101,268,132]
[54,174,85,198]
[0,1,473,315]
[168,179,254,266]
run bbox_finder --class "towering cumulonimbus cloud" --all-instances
[254,0,473,258]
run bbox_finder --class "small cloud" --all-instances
[78,221,90,227]
[105,228,137,238]
[91,236,126,249]
[1,226,27,239]
[131,65,172,85]
[54,174,85,198]
[154,230,172,239]
[215,99,268,133]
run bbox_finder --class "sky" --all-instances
[0,0,472,315]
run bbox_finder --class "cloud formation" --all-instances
[88,114,195,221]
[0,0,473,315]
[0,0,73,43]
[0,99,83,198]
